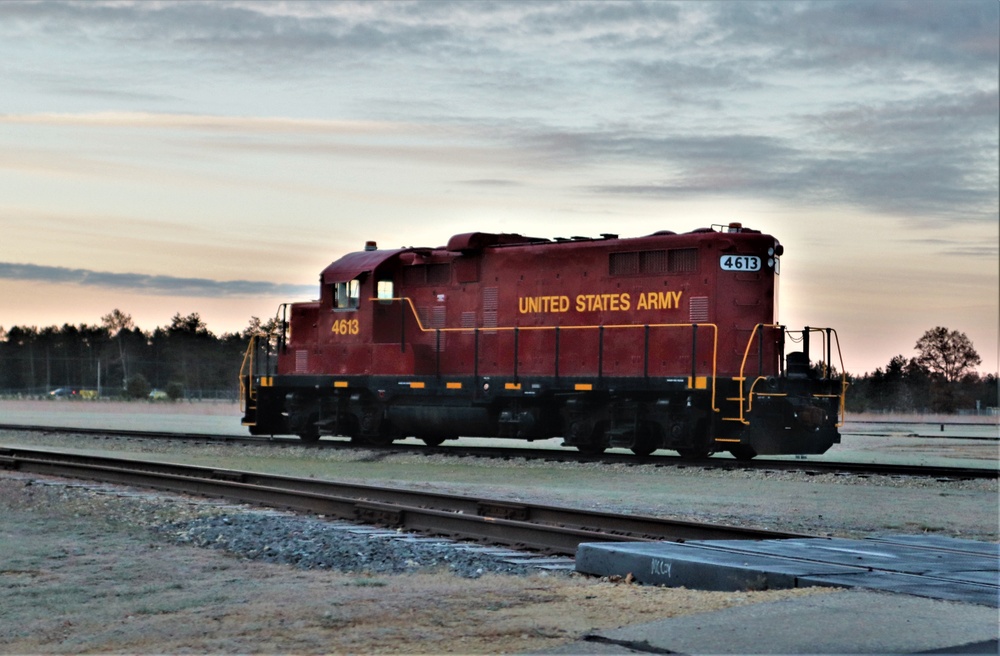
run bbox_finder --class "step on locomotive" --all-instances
[240,223,847,459]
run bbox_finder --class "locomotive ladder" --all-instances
[722,323,848,428]
[239,336,258,422]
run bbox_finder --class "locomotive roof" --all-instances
[323,223,770,282]
[321,248,406,283]
[446,232,549,252]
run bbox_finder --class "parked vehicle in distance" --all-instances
[49,387,78,397]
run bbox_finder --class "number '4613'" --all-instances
[332,318,359,335]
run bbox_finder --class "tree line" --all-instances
[0,313,995,413]
[845,327,995,414]
[0,310,274,400]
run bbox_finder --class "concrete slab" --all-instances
[799,570,1000,608]
[872,534,1000,558]
[532,590,999,655]
[575,536,999,607]
[576,540,855,591]
[707,536,998,576]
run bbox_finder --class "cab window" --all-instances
[335,279,360,310]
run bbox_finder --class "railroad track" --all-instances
[0,446,808,556]
[1,423,996,480]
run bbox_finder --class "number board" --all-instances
[719,255,761,272]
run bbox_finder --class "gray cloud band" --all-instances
[0,262,314,298]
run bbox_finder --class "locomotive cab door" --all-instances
[372,277,403,344]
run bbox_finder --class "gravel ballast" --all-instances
[158,511,568,578]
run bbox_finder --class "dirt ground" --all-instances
[1,401,995,653]
[0,475,825,655]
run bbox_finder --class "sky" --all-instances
[0,0,997,376]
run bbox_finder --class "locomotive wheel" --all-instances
[567,420,606,455]
[729,445,757,461]
[297,413,320,444]
[630,423,659,457]
[675,446,711,459]
[421,436,446,447]
[675,420,711,459]
[576,443,607,456]
[363,433,396,447]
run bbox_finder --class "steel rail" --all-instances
[1,423,995,479]
[0,446,807,555]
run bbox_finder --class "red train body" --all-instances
[241,223,846,459]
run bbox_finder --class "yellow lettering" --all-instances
[521,291,673,315]
[634,290,684,312]
[519,295,571,314]
[331,318,360,336]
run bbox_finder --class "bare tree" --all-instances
[914,327,981,383]
[102,309,134,386]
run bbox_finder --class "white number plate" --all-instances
[720,255,761,271]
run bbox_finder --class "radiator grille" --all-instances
[689,296,709,323]
[610,248,698,275]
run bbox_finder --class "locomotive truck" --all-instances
[240,223,847,459]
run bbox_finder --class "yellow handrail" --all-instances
[239,335,256,413]
[375,296,720,412]
[734,325,849,427]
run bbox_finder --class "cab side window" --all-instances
[335,279,360,310]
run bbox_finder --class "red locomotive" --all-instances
[240,223,847,459]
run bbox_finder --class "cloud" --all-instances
[905,239,1000,259]
[458,178,523,187]
[1,1,996,226]
[0,111,411,135]
[0,262,315,299]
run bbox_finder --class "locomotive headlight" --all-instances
[768,247,775,256]
[768,258,775,268]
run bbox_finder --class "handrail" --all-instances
[731,323,780,424]
[239,335,256,413]
[375,297,720,412]
[799,326,849,428]
[826,328,849,427]
[734,325,849,427]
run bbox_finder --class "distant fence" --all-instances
[0,388,240,402]
[957,407,999,417]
